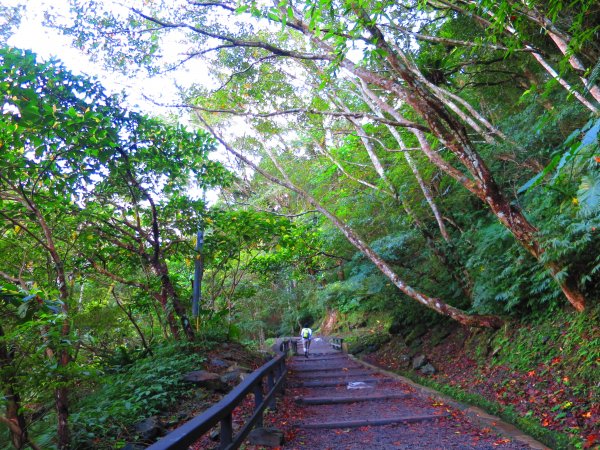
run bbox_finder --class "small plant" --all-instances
[69,342,206,448]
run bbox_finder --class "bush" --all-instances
[69,342,205,448]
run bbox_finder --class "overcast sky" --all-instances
[4,0,211,117]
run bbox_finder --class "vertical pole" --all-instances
[267,370,276,410]
[279,358,286,395]
[253,380,264,428]
[192,194,205,330]
[219,413,233,449]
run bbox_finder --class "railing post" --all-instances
[267,370,276,410]
[253,380,264,428]
[219,413,233,449]
[279,358,286,394]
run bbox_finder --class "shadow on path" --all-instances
[274,337,548,450]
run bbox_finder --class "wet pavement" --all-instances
[278,337,547,450]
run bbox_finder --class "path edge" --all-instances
[350,355,550,450]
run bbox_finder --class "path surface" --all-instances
[274,337,543,450]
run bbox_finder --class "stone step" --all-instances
[290,365,363,373]
[297,393,411,405]
[298,413,448,429]
[292,369,374,378]
[291,378,394,388]
[293,356,348,362]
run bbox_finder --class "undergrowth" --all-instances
[490,305,600,386]
[394,370,574,450]
[69,342,206,449]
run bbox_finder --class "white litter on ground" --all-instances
[347,381,373,389]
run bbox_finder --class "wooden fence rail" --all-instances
[147,340,293,450]
[331,337,344,352]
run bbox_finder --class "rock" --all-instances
[412,354,428,370]
[183,370,228,392]
[388,320,403,335]
[247,427,284,447]
[399,354,411,368]
[134,416,164,441]
[209,357,230,368]
[226,363,251,374]
[209,427,220,441]
[220,369,243,384]
[420,363,436,375]
[120,444,145,450]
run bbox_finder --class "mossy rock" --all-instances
[347,332,390,355]
[404,323,429,346]
[429,325,454,347]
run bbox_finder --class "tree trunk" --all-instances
[0,325,30,450]
[352,15,586,312]
[159,269,196,341]
[199,114,502,328]
[154,291,181,340]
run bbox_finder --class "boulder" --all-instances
[183,370,228,392]
[247,428,284,447]
[209,357,230,368]
[220,369,243,384]
[412,354,428,370]
[420,363,437,375]
[398,354,411,368]
[120,444,145,450]
[209,427,220,441]
[134,416,164,441]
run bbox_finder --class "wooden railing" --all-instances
[147,339,293,450]
[280,338,298,355]
[331,337,344,352]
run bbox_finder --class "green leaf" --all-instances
[577,172,600,217]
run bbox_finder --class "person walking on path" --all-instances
[300,326,312,357]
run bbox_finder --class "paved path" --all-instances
[275,337,547,450]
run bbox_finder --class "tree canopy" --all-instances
[1,0,599,447]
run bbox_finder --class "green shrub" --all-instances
[69,342,205,448]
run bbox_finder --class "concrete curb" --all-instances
[350,355,550,450]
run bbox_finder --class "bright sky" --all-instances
[4,0,228,202]
[4,0,210,117]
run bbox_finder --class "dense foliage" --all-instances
[1,0,599,447]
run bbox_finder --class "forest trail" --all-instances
[275,338,546,450]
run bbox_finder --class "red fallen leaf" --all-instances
[494,438,511,446]
[595,156,600,163]
[527,370,535,377]
[583,433,599,449]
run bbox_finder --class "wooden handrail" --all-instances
[147,339,293,450]
[331,337,344,352]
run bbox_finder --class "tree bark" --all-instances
[357,81,451,242]
[348,12,586,312]
[0,325,32,450]
[198,113,502,328]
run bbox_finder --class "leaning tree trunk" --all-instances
[351,15,586,312]
[199,114,503,328]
